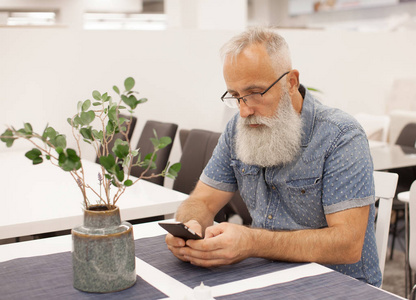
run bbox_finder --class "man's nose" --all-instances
[239,100,254,118]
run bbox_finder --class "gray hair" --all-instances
[220,27,292,72]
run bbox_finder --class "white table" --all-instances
[371,144,416,171]
[0,151,187,240]
[0,220,404,299]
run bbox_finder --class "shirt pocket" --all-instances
[231,160,261,210]
[280,176,327,228]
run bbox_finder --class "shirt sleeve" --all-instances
[322,126,375,214]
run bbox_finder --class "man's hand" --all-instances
[179,222,252,267]
[165,220,203,262]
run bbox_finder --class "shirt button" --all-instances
[301,189,306,194]
[272,186,276,190]
[268,214,273,220]
[242,168,245,173]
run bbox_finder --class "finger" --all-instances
[184,220,203,236]
[165,233,186,247]
[185,255,228,268]
[167,245,190,262]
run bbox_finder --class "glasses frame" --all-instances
[221,71,290,108]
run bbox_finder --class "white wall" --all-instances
[1,28,416,185]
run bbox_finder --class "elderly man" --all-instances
[166,27,381,287]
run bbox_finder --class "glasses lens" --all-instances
[223,97,239,108]
[244,93,263,106]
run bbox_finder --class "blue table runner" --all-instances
[0,234,403,299]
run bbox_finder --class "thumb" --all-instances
[204,224,225,239]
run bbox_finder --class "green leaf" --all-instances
[24,123,33,134]
[77,101,83,112]
[113,85,120,95]
[122,155,131,168]
[121,94,139,110]
[99,155,116,174]
[124,77,135,91]
[80,127,93,140]
[107,105,117,121]
[74,160,82,170]
[67,117,73,126]
[92,102,102,106]
[92,90,101,100]
[42,127,57,140]
[307,87,323,93]
[138,98,148,104]
[66,148,80,162]
[142,153,157,169]
[169,162,181,173]
[0,129,14,147]
[101,92,108,102]
[104,174,112,180]
[60,159,75,171]
[25,148,42,160]
[157,136,172,149]
[106,120,115,135]
[46,155,51,160]
[114,144,129,159]
[32,157,43,165]
[73,116,82,127]
[54,135,67,148]
[131,150,139,157]
[58,152,66,165]
[116,169,124,182]
[92,129,103,141]
[80,110,95,125]
[124,179,133,187]
[82,100,91,112]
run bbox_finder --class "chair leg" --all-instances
[410,284,416,300]
[390,212,399,260]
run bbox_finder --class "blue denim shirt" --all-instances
[200,85,381,287]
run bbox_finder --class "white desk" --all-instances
[0,221,404,299]
[0,151,187,240]
[371,144,416,171]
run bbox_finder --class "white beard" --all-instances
[236,89,302,167]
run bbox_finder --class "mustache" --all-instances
[242,115,275,127]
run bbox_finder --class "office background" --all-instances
[1,0,416,184]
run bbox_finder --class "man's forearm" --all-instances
[247,206,369,265]
[175,196,216,234]
[248,226,362,264]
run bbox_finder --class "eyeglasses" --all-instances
[221,71,290,108]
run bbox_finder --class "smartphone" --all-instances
[158,221,203,240]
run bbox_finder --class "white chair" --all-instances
[354,113,390,143]
[374,171,398,284]
[398,181,416,299]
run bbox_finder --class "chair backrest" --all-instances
[95,114,137,164]
[173,129,221,194]
[173,129,252,225]
[395,123,416,148]
[130,120,178,186]
[374,171,398,282]
[409,180,416,272]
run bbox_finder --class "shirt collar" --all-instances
[299,84,316,147]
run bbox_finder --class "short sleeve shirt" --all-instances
[200,85,382,287]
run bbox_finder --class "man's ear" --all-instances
[287,69,300,95]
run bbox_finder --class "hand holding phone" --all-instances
[159,221,203,240]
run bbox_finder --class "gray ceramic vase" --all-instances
[72,205,136,293]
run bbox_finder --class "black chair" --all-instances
[389,123,416,259]
[130,120,178,186]
[95,114,137,164]
[173,129,252,225]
